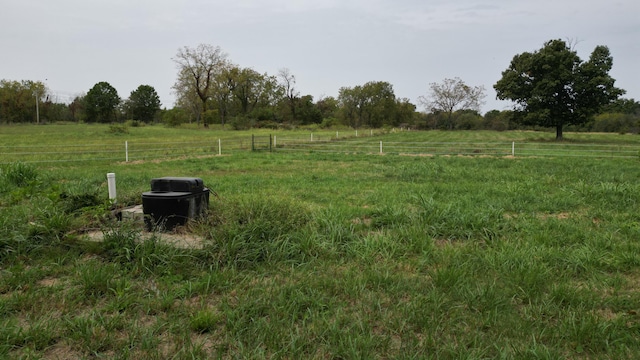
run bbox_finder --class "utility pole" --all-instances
[35,90,40,124]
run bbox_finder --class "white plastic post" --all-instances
[218,139,222,155]
[311,133,313,142]
[125,141,129,162]
[274,136,277,148]
[512,142,515,156]
[336,131,339,139]
[380,141,383,154]
[107,173,116,203]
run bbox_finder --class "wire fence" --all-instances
[0,139,247,165]
[1,135,638,165]
[274,137,640,159]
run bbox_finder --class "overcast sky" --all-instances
[1,0,638,113]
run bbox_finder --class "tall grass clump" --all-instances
[1,162,39,187]
[413,194,506,242]
[0,203,74,260]
[27,204,75,245]
[202,195,314,268]
[100,222,190,276]
[58,179,105,214]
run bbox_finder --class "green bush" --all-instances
[162,108,190,127]
[108,124,129,134]
[229,115,255,130]
[125,119,143,127]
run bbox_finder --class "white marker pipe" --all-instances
[107,173,117,202]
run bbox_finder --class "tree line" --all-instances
[1,40,639,137]
[0,80,162,124]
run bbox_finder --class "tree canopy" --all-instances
[0,80,46,124]
[84,82,121,123]
[494,39,625,140]
[418,78,486,130]
[172,44,229,126]
[129,85,161,122]
[338,81,399,128]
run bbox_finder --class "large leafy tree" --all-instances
[129,85,161,122]
[418,77,486,130]
[361,81,397,128]
[338,81,398,128]
[316,96,339,120]
[172,44,229,127]
[0,79,46,124]
[394,98,417,127]
[84,82,121,123]
[494,39,624,140]
[220,66,281,120]
[296,95,323,125]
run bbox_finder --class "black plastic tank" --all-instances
[142,177,209,231]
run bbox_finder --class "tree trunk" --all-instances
[201,99,207,127]
[555,124,563,140]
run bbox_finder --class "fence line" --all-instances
[1,136,638,165]
[0,139,233,165]
[274,138,640,158]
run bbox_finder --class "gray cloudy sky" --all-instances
[1,0,638,113]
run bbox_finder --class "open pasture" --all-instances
[1,124,640,358]
[2,124,640,164]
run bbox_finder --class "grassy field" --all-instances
[1,124,640,358]
[3,123,640,164]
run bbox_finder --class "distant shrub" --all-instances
[254,120,280,129]
[162,108,190,127]
[126,119,143,127]
[229,116,254,130]
[108,124,129,134]
[320,117,340,128]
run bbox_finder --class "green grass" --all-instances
[1,124,640,358]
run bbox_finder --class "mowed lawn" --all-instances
[1,124,639,359]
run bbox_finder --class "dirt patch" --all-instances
[539,212,571,220]
[351,216,372,226]
[504,212,573,220]
[42,342,84,360]
[38,277,62,287]
[83,230,205,249]
[594,308,619,321]
[120,154,223,165]
[433,238,468,248]
[399,153,435,157]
